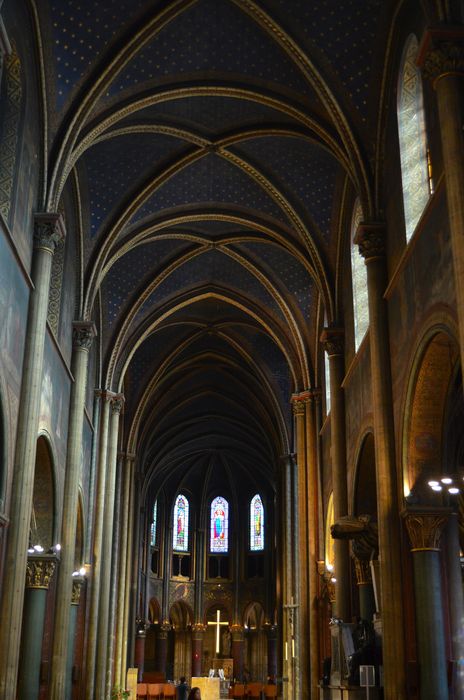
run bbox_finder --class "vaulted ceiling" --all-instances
[32,0,396,497]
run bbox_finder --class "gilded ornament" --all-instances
[353,557,372,586]
[33,213,65,253]
[355,223,386,261]
[71,578,84,605]
[25,557,57,589]
[422,41,464,85]
[402,509,449,551]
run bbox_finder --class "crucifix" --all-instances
[207,609,229,655]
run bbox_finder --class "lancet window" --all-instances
[351,199,369,350]
[173,494,189,552]
[250,494,264,551]
[397,34,431,241]
[210,496,229,553]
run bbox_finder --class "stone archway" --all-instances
[243,601,267,682]
[145,598,161,673]
[169,600,193,682]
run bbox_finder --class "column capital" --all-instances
[230,624,245,641]
[291,394,306,416]
[402,506,452,551]
[72,321,97,351]
[111,393,125,415]
[353,557,372,586]
[418,27,464,87]
[25,554,58,589]
[71,576,85,605]
[33,212,65,254]
[354,222,386,261]
[320,327,344,356]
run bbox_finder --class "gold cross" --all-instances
[207,609,229,654]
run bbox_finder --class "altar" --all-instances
[191,677,220,700]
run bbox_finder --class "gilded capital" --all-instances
[71,576,85,605]
[354,222,386,261]
[33,213,65,253]
[72,321,96,351]
[402,507,451,551]
[26,556,57,589]
[353,557,372,586]
[291,394,305,417]
[418,28,464,86]
[230,623,244,641]
[320,327,344,356]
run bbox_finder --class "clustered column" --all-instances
[355,223,406,700]
[50,321,96,699]
[319,329,350,623]
[0,213,64,700]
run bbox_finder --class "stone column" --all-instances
[306,391,320,698]
[231,624,245,681]
[96,394,124,699]
[403,507,450,700]
[134,620,149,681]
[353,557,376,622]
[355,223,406,699]
[419,29,464,374]
[191,624,206,677]
[84,391,102,565]
[106,451,124,697]
[291,395,306,699]
[115,454,135,687]
[85,390,112,700]
[65,577,85,700]
[17,555,58,700]
[121,463,136,684]
[266,624,277,681]
[319,329,350,622]
[445,512,464,699]
[50,322,96,699]
[156,623,171,677]
[0,213,64,699]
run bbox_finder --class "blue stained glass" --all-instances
[173,494,189,552]
[250,494,264,551]
[150,499,158,547]
[210,496,229,553]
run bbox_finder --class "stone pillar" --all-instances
[191,624,205,677]
[445,513,464,698]
[115,453,135,688]
[419,29,464,375]
[353,557,376,622]
[96,394,124,699]
[156,623,171,677]
[121,461,136,685]
[319,329,350,622]
[0,213,64,699]
[306,391,320,698]
[135,621,149,681]
[50,322,96,699]
[266,624,278,681]
[355,223,406,699]
[17,555,58,700]
[106,451,124,698]
[84,391,101,565]
[85,390,112,700]
[291,394,307,699]
[231,625,245,681]
[65,577,85,700]
[403,507,450,700]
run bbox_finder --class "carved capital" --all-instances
[71,576,85,605]
[158,621,172,638]
[191,623,206,638]
[418,28,464,86]
[230,624,244,642]
[354,222,386,261]
[402,507,451,551]
[291,394,305,417]
[33,213,65,254]
[353,557,372,586]
[25,556,57,589]
[72,321,96,351]
[320,327,344,356]
[111,394,125,415]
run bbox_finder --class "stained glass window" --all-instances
[351,199,369,350]
[173,494,189,552]
[150,499,158,547]
[210,496,229,553]
[397,35,430,242]
[250,494,264,551]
